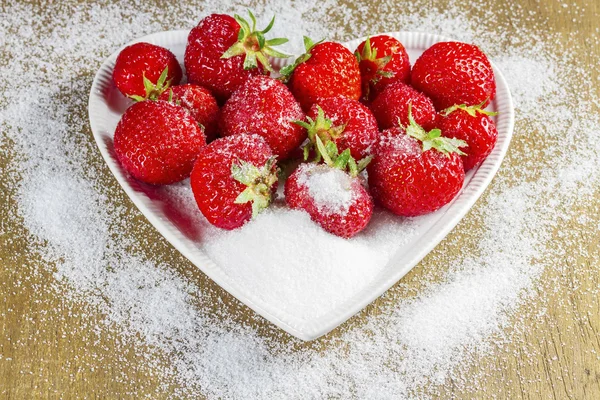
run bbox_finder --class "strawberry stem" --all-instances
[128,66,172,102]
[293,105,346,163]
[441,99,498,117]
[231,156,279,218]
[221,10,290,73]
[404,104,468,157]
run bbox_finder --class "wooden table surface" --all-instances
[1,0,599,398]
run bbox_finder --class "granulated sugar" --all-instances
[2,1,600,399]
[297,163,354,214]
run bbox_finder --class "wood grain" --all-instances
[0,0,599,398]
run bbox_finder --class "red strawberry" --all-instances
[159,84,220,142]
[285,137,373,238]
[411,41,496,110]
[354,35,411,102]
[367,111,467,217]
[296,96,379,160]
[190,134,278,230]
[185,11,289,103]
[114,101,206,185]
[370,81,436,130]
[438,102,498,171]
[113,42,182,99]
[219,75,306,160]
[283,37,361,112]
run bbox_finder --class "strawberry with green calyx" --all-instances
[354,35,411,102]
[367,107,467,217]
[438,100,499,170]
[113,42,182,99]
[158,84,220,142]
[129,67,173,102]
[285,136,374,238]
[190,134,278,230]
[295,96,379,161]
[221,10,290,72]
[282,37,361,111]
[185,12,289,103]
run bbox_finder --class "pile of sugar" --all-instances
[298,163,354,214]
[2,1,600,399]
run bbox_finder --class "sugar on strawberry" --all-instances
[114,100,206,185]
[219,75,306,160]
[190,134,278,230]
[282,37,361,112]
[411,41,496,110]
[354,35,411,102]
[112,42,182,99]
[285,137,373,238]
[295,96,379,161]
[369,81,436,130]
[368,108,467,217]
[158,84,220,142]
[437,101,499,171]
[185,11,289,103]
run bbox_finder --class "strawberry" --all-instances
[438,102,498,171]
[367,109,467,217]
[354,35,411,102]
[114,100,206,185]
[369,81,436,130]
[282,37,361,112]
[112,42,182,99]
[219,75,306,160]
[190,134,278,230]
[185,11,289,103]
[159,84,220,142]
[411,41,496,110]
[295,96,379,161]
[285,137,373,238]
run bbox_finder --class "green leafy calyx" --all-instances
[221,9,290,73]
[293,105,346,163]
[313,136,371,178]
[354,36,394,87]
[441,99,498,117]
[279,36,324,81]
[405,105,468,157]
[231,156,279,218]
[128,67,172,102]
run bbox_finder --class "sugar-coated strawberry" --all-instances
[354,35,411,102]
[219,75,306,160]
[114,101,206,185]
[368,111,467,217]
[438,102,498,171]
[370,81,436,130]
[285,137,373,238]
[283,37,361,112]
[185,11,289,103]
[411,41,496,110]
[190,134,278,230]
[113,42,182,99]
[159,84,220,142]
[295,96,379,160]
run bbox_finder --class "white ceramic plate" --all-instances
[89,30,514,341]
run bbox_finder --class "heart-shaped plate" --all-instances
[88,30,514,341]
